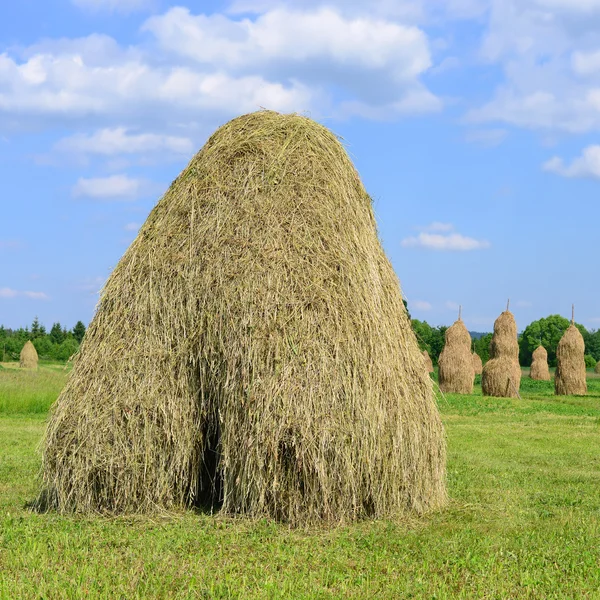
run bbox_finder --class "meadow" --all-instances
[1,364,600,598]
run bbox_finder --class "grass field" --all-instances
[1,366,600,598]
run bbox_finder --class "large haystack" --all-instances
[20,341,38,369]
[41,111,446,524]
[555,319,587,396]
[530,345,550,381]
[422,350,434,373]
[481,308,521,397]
[438,312,474,394]
[472,352,483,376]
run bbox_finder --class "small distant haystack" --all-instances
[555,307,587,396]
[595,362,600,375]
[438,308,474,394]
[20,341,38,369]
[530,346,550,381]
[472,352,483,376]
[482,303,521,397]
[422,350,434,373]
[40,110,447,524]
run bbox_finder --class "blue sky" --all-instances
[1,0,599,332]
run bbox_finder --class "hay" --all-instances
[438,314,474,394]
[20,341,38,369]
[481,310,521,397]
[472,352,483,376]
[41,110,447,524]
[422,350,434,373]
[555,324,587,396]
[530,345,550,381]
[596,362,600,375]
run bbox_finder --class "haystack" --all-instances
[555,310,586,395]
[595,362,600,375]
[20,341,38,369]
[472,352,483,376]
[438,310,474,394]
[41,111,446,524]
[481,305,521,397]
[530,345,550,381]
[422,350,434,373]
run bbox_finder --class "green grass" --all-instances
[0,362,69,414]
[2,370,600,598]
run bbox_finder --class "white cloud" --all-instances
[543,145,600,178]
[0,41,313,132]
[71,0,153,13]
[124,222,141,231]
[468,0,600,133]
[403,222,490,250]
[142,7,440,117]
[0,288,49,300]
[402,232,491,251]
[413,300,433,310]
[0,4,441,135]
[72,175,154,200]
[55,128,194,157]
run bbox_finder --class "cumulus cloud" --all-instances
[543,146,600,178]
[402,223,490,251]
[142,7,439,116]
[468,0,600,133]
[0,4,441,137]
[55,128,194,157]
[0,287,49,300]
[72,174,155,200]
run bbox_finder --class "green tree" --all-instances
[473,333,493,364]
[72,321,86,344]
[519,315,588,367]
[49,322,65,345]
[31,316,41,339]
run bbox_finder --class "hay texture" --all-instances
[555,325,587,395]
[41,111,447,524]
[472,352,483,376]
[422,350,434,373]
[481,311,521,397]
[530,346,550,381]
[20,341,38,369]
[438,318,474,394]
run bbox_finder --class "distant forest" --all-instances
[2,313,599,368]
[0,318,86,362]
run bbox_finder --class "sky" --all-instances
[0,0,599,332]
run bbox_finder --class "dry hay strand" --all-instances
[555,324,587,395]
[530,346,550,381]
[472,353,483,376]
[20,341,38,369]
[482,310,521,397]
[40,110,447,525]
[438,318,474,394]
[422,350,434,373]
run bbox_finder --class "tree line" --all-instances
[412,314,600,369]
[0,317,86,362]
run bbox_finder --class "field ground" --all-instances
[1,366,600,598]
